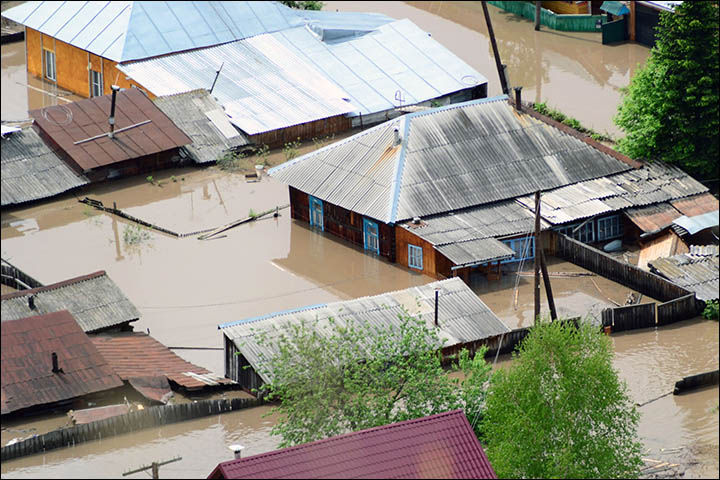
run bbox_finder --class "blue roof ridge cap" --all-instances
[218,303,328,330]
[268,117,403,177]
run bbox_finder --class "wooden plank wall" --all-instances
[602,303,657,332]
[0,397,263,461]
[395,226,438,277]
[657,294,700,326]
[249,116,351,149]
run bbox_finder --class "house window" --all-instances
[555,221,596,244]
[363,218,379,254]
[309,196,323,231]
[408,244,423,270]
[91,70,103,97]
[597,215,622,241]
[44,49,56,81]
[501,236,535,264]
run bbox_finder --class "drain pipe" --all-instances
[108,85,120,138]
[434,288,440,327]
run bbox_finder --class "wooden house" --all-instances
[269,95,714,281]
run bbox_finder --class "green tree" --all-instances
[280,1,324,10]
[251,311,491,448]
[481,319,643,479]
[614,1,719,178]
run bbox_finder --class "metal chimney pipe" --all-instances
[514,86,523,111]
[394,127,400,146]
[108,85,120,138]
[229,444,245,460]
[52,352,59,373]
[28,294,36,310]
[434,288,440,327]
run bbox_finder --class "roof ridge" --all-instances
[1,270,107,300]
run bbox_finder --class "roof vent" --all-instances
[28,294,36,310]
[51,352,63,374]
[394,127,401,146]
[229,444,245,460]
[412,217,421,224]
[108,85,120,138]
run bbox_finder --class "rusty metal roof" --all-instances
[269,96,631,223]
[29,88,191,173]
[220,278,509,385]
[1,127,88,206]
[624,202,683,234]
[671,193,719,217]
[90,332,233,390]
[69,404,130,424]
[209,409,496,479]
[648,246,719,301]
[1,310,124,416]
[1,270,140,333]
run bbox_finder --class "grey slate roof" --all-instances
[219,277,510,384]
[153,90,249,164]
[1,271,140,333]
[648,246,719,301]
[1,127,88,207]
[516,161,708,225]
[269,96,631,223]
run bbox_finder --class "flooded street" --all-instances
[1,2,716,478]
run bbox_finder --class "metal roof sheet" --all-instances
[648,246,718,301]
[436,238,515,268]
[118,35,355,135]
[29,88,191,172]
[624,202,683,234]
[1,310,124,415]
[1,127,88,206]
[0,1,317,62]
[270,97,631,223]
[672,210,719,236]
[152,90,248,164]
[91,333,234,390]
[671,193,719,217]
[1,271,140,333]
[219,278,509,385]
[210,410,497,479]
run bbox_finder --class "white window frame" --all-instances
[44,49,56,82]
[91,70,103,97]
[597,215,622,241]
[408,244,423,270]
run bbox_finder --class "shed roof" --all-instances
[1,1,342,63]
[672,210,719,237]
[118,35,356,135]
[269,96,631,223]
[671,193,719,217]
[90,332,234,390]
[1,310,123,415]
[1,127,88,206]
[1,271,140,333]
[208,409,496,479]
[152,90,249,164]
[624,202,683,234]
[648,246,718,301]
[29,88,191,173]
[220,277,510,385]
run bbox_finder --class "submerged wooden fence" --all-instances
[557,234,702,332]
[674,370,720,395]
[0,260,43,291]
[1,397,262,462]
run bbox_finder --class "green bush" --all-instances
[703,300,719,320]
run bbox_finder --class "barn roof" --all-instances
[91,332,234,390]
[1,127,88,206]
[219,277,510,385]
[269,96,632,223]
[648,245,719,301]
[208,409,496,479]
[29,88,191,173]
[152,90,249,164]
[1,310,123,415]
[1,271,140,333]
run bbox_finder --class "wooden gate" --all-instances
[602,18,627,44]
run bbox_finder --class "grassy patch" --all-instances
[532,101,614,142]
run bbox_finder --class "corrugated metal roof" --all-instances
[623,202,682,234]
[1,271,140,333]
[153,90,248,164]
[118,35,356,135]
[0,1,318,62]
[29,89,191,172]
[672,210,719,236]
[516,162,708,225]
[270,97,631,223]
[219,277,509,385]
[648,246,718,301]
[91,332,234,390]
[436,238,515,268]
[274,19,487,117]
[1,127,88,206]
[1,310,124,415]
[671,192,719,217]
[210,409,497,479]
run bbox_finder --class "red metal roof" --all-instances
[1,310,124,415]
[29,88,191,172]
[624,202,683,233]
[671,193,719,217]
[208,410,497,479]
[91,333,233,390]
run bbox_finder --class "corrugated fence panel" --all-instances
[487,1,605,31]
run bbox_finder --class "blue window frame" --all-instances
[408,244,423,270]
[363,218,380,254]
[500,236,535,264]
[597,215,622,241]
[309,196,323,231]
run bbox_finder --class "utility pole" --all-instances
[539,248,558,320]
[533,191,541,324]
[481,1,509,95]
[122,456,182,479]
[535,1,542,31]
